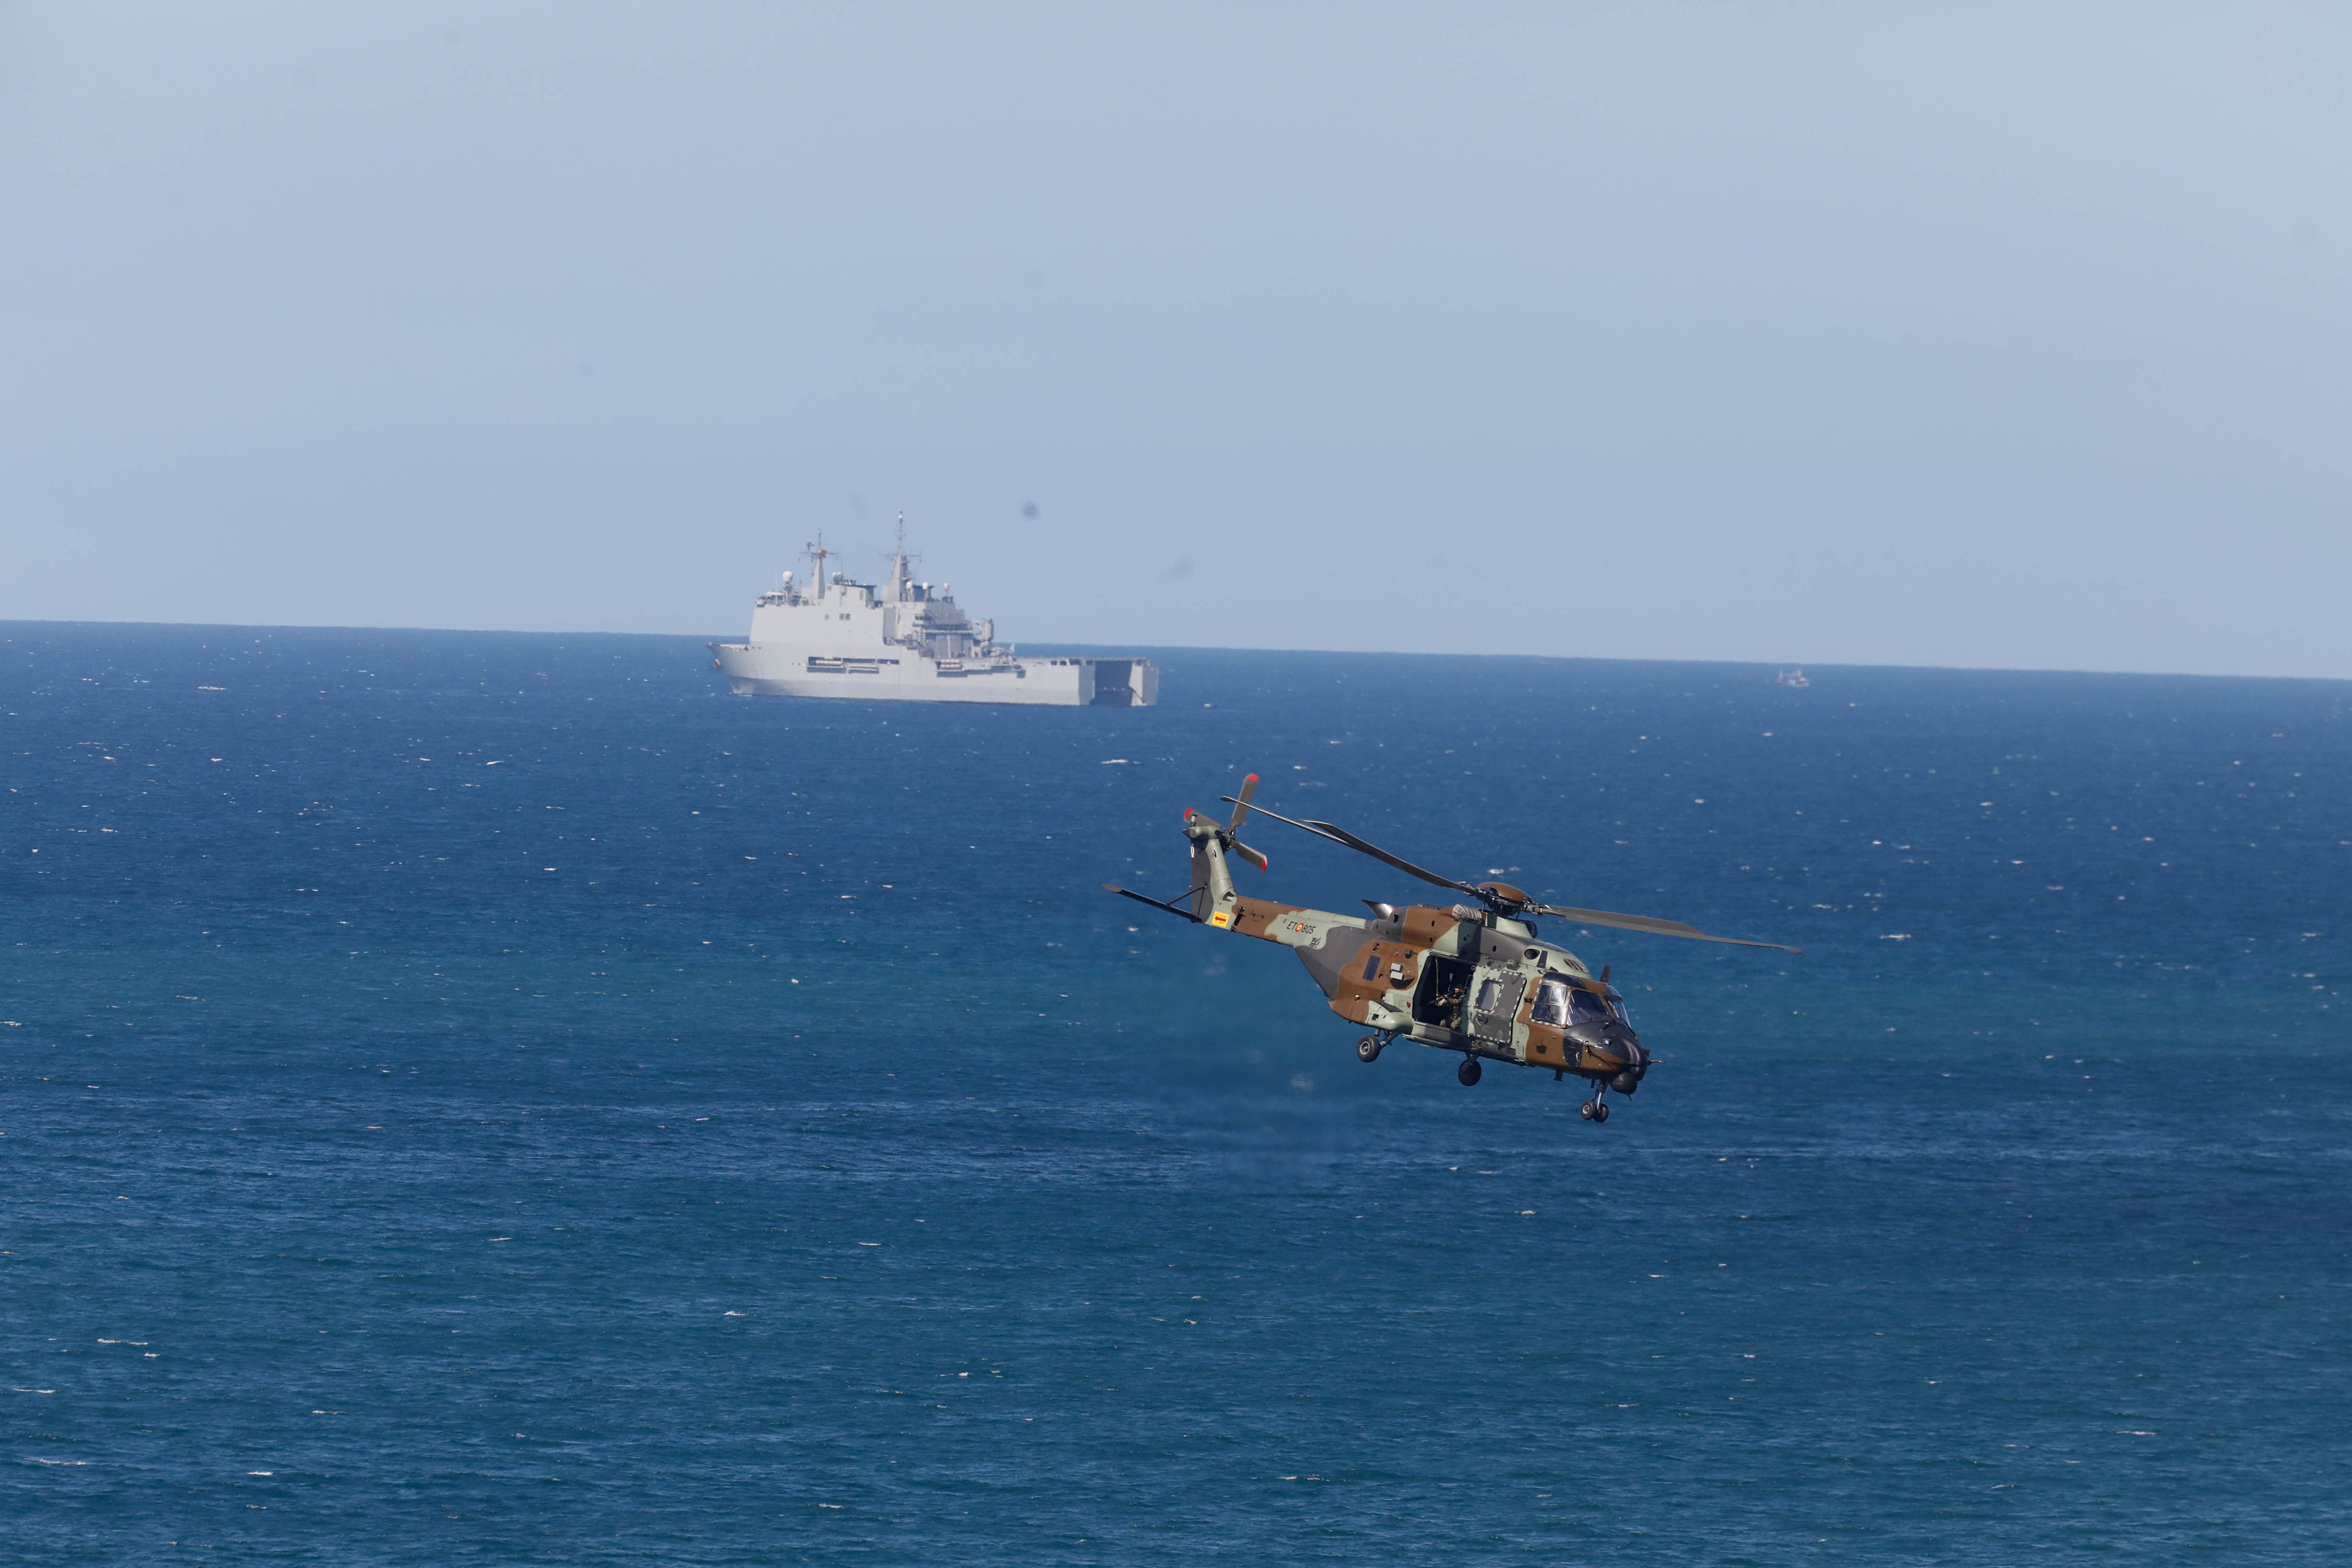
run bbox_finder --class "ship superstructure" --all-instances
[709,520,1158,707]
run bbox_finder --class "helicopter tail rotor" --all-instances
[1227,773,1258,834]
[1187,773,1269,871]
[1224,773,1268,869]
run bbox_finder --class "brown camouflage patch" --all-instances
[1526,1022,1570,1065]
[1331,938,1385,1013]
[1332,939,1420,1012]
[1398,905,1461,949]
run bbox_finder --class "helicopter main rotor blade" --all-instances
[1219,797,1344,846]
[1227,799,1486,899]
[1305,819,1485,899]
[1532,902,1802,954]
[1228,794,1795,949]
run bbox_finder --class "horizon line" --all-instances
[2,616,2343,688]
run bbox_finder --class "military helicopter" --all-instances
[1104,775,1797,1122]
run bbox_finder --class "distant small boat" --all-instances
[1775,668,1810,688]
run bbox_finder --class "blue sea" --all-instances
[4,624,2348,1563]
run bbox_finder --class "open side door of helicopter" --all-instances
[1401,947,1533,1056]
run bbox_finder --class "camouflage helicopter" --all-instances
[1104,775,1797,1122]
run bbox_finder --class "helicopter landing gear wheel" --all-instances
[1577,1099,1596,1121]
[1457,1057,1482,1087]
[1356,1035,1383,1063]
[1590,1099,1610,1123]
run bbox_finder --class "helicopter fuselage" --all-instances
[1182,814,1647,1092]
[1215,890,1648,1090]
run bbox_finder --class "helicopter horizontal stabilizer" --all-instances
[1100,882,1201,924]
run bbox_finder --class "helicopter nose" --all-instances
[1594,1027,1644,1067]
[1604,1029,1646,1093]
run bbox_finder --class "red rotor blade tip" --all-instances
[1245,773,1259,784]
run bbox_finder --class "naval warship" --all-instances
[709,522,1159,707]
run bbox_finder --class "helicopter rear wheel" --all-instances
[1457,1057,1482,1087]
[1356,1035,1383,1063]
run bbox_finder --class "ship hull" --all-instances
[710,642,1156,707]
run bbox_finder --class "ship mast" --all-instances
[802,532,832,604]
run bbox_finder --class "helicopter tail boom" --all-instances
[1183,810,1240,925]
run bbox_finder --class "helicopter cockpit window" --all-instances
[1535,981,1613,1028]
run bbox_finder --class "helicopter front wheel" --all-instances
[1355,1035,1383,1063]
[1457,1057,1482,1087]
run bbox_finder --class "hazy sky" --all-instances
[5,4,2348,675]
